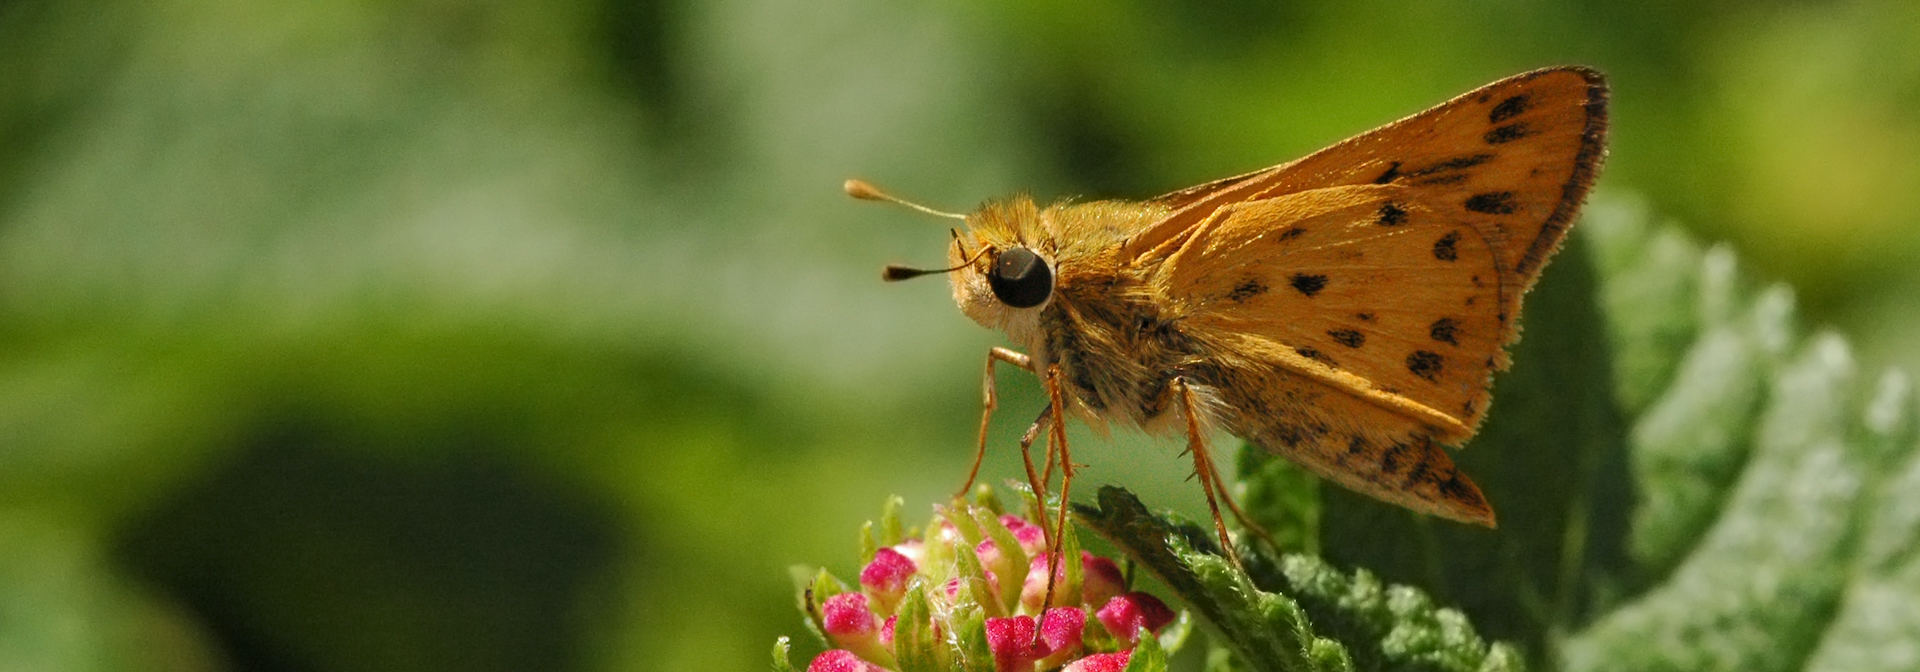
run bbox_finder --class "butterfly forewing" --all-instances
[1163,185,1509,436]
[1134,67,1606,525]
[1135,66,1607,316]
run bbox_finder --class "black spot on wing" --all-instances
[1401,449,1434,489]
[1484,122,1533,144]
[1346,436,1367,456]
[1372,161,1402,184]
[1413,174,1468,186]
[1407,350,1444,381]
[1489,94,1530,123]
[1429,318,1459,345]
[1295,346,1336,368]
[1328,329,1365,348]
[1277,226,1306,241]
[1433,232,1460,261]
[1289,273,1327,297]
[1227,278,1266,302]
[1376,202,1408,227]
[1438,473,1477,502]
[1465,192,1516,214]
[1407,153,1493,178]
[1355,312,1375,322]
[1379,442,1410,475]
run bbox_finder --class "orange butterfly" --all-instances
[854,66,1608,551]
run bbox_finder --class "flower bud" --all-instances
[859,547,916,613]
[1079,552,1125,609]
[1096,592,1175,646]
[1035,607,1088,668]
[1025,552,1071,611]
[1062,651,1132,672]
[820,593,888,664]
[985,615,1047,672]
[806,649,884,672]
[1000,514,1049,556]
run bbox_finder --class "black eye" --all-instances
[987,247,1052,308]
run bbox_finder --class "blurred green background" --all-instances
[2,1,1918,670]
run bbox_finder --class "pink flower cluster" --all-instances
[800,506,1178,672]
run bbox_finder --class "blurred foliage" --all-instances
[1,1,1918,671]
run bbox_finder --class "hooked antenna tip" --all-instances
[844,179,886,201]
[882,264,926,282]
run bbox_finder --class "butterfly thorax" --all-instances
[952,197,1201,430]
[1038,263,1214,432]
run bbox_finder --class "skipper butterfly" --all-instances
[854,66,1608,550]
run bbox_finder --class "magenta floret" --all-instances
[1096,592,1176,645]
[1062,651,1132,672]
[985,615,1048,672]
[807,649,883,672]
[859,547,917,611]
[1036,607,1088,668]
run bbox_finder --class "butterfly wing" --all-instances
[1135,66,1606,311]
[1145,67,1608,525]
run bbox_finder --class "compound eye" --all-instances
[987,247,1052,308]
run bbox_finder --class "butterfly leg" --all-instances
[957,347,1035,498]
[1045,366,1074,547]
[1173,377,1241,563]
[1014,404,1056,515]
[1034,364,1076,614]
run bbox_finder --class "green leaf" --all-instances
[1076,487,1515,672]
[1584,198,1706,414]
[1804,380,1920,672]
[951,607,994,672]
[1236,449,1322,556]
[1618,282,1791,575]
[881,494,908,549]
[892,583,944,672]
[1125,629,1173,672]
[1560,201,1920,672]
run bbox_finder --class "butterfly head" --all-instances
[940,196,1057,337]
[848,179,1057,338]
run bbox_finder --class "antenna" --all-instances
[844,179,966,220]
[880,232,992,282]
